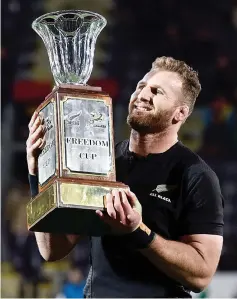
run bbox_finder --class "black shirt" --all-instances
[29,140,224,298]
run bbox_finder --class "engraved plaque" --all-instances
[27,184,56,227]
[38,102,56,185]
[27,86,129,235]
[62,97,111,175]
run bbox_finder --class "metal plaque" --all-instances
[38,101,56,185]
[62,97,111,175]
[27,183,56,227]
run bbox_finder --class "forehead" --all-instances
[141,70,183,97]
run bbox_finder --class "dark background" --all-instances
[1,0,237,297]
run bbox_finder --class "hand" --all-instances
[26,111,46,175]
[96,189,142,234]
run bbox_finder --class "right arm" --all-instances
[27,111,83,261]
[35,230,81,262]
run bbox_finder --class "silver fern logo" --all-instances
[152,184,177,193]
[65,111,82,126]
[150,184,177,203]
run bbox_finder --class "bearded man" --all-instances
[27,56,224,298]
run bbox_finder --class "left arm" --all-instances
[139,226,223,292]
[141,168,224,292]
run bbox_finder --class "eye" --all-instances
[157,88,164,94]
[136,85,144,91]
[151,87,163,95]
[152,87,164,95]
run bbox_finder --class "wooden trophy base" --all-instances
[27,178,130,236]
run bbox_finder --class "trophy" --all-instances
[26,10,140,236]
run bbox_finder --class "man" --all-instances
[26,56,224,298]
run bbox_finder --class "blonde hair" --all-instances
[151,56,201,114]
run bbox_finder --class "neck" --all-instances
[129,127,178,156]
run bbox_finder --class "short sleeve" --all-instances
[28,174,39,198]
[178,166,224,237]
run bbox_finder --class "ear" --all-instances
[174,105,189,122]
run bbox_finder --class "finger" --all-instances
[31,125,45,144]
[38,135,46,149]
[41,117,45,125]
[96,210,114,226]
[27,126,45,148]
[96,210,103,218]
[30,116,42,134]
[125,190,137,208]
[30,138,42,151]
[28,111,38,129]
[39,112,44,123]
[27,138,43,155]
[106,193,116,219]
[120,190,134,218]
[113,190,126,223]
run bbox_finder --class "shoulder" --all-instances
[176,143,223,205]
[173,142,222,200]
[175,146,224,237]
[176,142,218,180]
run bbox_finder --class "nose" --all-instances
[137,86,152,102]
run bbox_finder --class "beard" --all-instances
[127,104,175,134]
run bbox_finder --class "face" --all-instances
[127,70,184,133]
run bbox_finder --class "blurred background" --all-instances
[1,0,237,297]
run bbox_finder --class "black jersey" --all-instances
[83,140,224,298]
[28,139,224,298]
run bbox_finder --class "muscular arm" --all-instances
[140,167,224,292]
[26,113,84,261]
[139,230,223,292]
[35,232,83,262]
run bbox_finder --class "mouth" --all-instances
[133,104,153,112]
